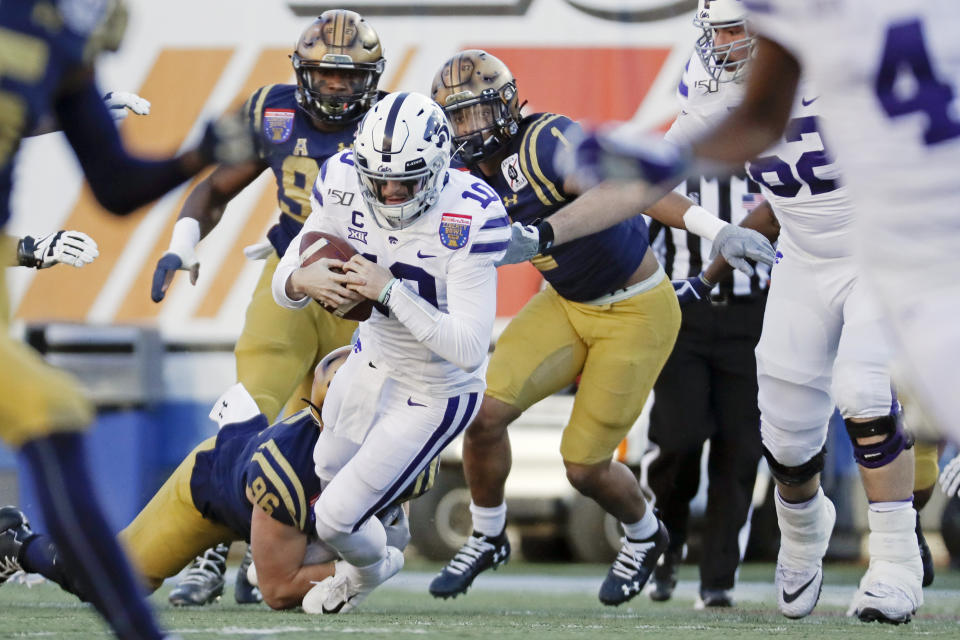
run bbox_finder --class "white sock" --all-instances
[470,501,507,537]
[622,506,658,541]
[774,487,831,565]
[869,499,913,513]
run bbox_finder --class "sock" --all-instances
[774,486,832,565]
[20,533,87,598]
[623,506,658,541]
[866,505,923,597]
[19,432,164,640]
[470,501,507,537]
[869,499,913,513]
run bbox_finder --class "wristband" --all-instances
[698,272,715,288]
[16,236,40,268]
[378,277,399,305]
[682,205,726,242]
[168,217,201,258]
[536,219,555,253]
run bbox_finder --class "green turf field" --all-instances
[2,563,957,639]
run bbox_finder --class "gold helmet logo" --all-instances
[431,50,521,164]
[292,10,386,125]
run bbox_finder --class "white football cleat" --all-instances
[302,546,404,614]
[775,492,836,619]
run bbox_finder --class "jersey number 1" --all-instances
[875,19,960,146]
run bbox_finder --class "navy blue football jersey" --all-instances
[189,408,439,540]
[469,113,649,302]
[243,84,371,256]
[0,0,122,227]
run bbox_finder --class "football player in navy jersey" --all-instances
[0,347,432,611]
[150,9,387,605]
[0,1,253,638]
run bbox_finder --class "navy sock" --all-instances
[19,432,165,640]
[20,533,88,598]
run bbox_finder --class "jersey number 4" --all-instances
[875,19,960,146]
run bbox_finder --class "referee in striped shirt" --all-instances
[643,170,772,608]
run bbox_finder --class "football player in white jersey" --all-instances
[272,91,509,613]
[521,0,926,625]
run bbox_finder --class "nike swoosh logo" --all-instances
[801,96,818,107]
[321,594,355,614]
[782,575,818,603]
[417,250,436,258]
[407,397,427,407]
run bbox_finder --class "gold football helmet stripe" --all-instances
[520,114,566,206]
[261,438,308,530]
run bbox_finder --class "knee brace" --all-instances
[762,445,826,487]
[845,414,914,469]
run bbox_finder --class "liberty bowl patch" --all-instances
[439,213,472,249]
[263,109,295,143]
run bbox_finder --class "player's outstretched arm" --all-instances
[150,162,265,302]
[249,504,334,610]
[702,200,780,284]
[55,76,254,216]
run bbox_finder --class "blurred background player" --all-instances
[0,346,433,611]
[150,9,386,606]
[274,91,509,614]
[0,1,254,638]
[427,50,683,607]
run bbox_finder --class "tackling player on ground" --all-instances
[150,10,386,606]
[0,1,253,638]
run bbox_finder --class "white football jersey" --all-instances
[276,150,509,397]
[744,0,960,267]
[671,52,855,259]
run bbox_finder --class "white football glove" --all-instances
[17,230,99,269]
[243,241,274,261]
[709,224,776,276]
[494,222,542,267]
[940,453,960,498]
[103,91,151,122]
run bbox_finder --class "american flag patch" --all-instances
[742,193,766,211]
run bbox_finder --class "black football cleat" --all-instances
[429,529,510,599]
[599,520,669,606]
[915,513,934,587]
[0,506,33,585]
[649,547,681,602]
[234,545,262,604]
[168,543,228,606]
[697,588,734,608]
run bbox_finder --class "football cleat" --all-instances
[648,547,682,602]
[428,529,510,599]
[235,545,262,604]
[168,543,228,606]
[775,494,835,619]
[302,546,404,614]
[915,513,934,587]
[852,574,920,625]
[599,520,669,606]
[0,506,33,585]
[695,588,734,609]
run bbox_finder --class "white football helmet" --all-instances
[353,91,453,230]
[693,0,755,86]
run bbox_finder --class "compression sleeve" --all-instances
[56,80,197,215]
[386,257,496,371]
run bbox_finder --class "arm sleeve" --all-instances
[386,256,498,371]
[271,167,338,309]
[55,79,197,215]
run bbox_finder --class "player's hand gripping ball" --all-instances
[299,231,373,321]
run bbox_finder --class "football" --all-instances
[298,231,374,321]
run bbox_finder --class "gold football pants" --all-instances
[0,242,92,447]
[119,436,235,591]
[235,253,357,422]
[486,277,680,465]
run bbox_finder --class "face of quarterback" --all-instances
[375,177,424,206]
